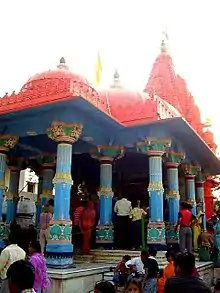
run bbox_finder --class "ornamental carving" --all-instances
[91,145,124,161]
[137,138,171,154]
[0,135,19,152]
[165,150,185,165]
[182,163,200,177]
[47,121,83,143]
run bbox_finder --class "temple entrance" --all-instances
[70,152,171,250]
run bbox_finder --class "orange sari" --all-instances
[81,202,96,254]
[157,277,165,293]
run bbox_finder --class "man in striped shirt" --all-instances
[73,201,86,249]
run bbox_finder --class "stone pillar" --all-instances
[46,121,82,268]
[35,176,43,226]
[6,168,20,224]
[91,146,124,247]
[137,138,171,250]
[182,164,199,215]
[0,136,18,244]
[165,151,185,246]
[196,172,207,231]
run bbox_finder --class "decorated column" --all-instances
[40,155,56,206]
[165,151,185,246]
[0,136,18,243]
[46,121,82,268]
[6,170,20,224]
[182,164,199,215]
[91,146,124,247]
[137,138,171,250]
[196,171,207,231]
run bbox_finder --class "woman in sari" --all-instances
[29,241,52,293]
[192,210,203,251]
[80,201,96,254]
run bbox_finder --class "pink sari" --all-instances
[29,252,52,293]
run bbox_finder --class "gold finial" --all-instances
[204,117,212,128]
[161,30,169,53]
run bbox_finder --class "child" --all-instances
[164,250,175,280]
[94,281,116,293]
[113,255,131,288]
[157,269,165,293]
[124,278,142,293]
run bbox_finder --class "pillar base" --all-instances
[166,225,179,243]
[46,220,74,269]
[147,222,166,251]
[96,225,114,248]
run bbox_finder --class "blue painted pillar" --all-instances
[0,135,19,246]
[35,176,43,226]
[137,138,171,250]
[196,172,207,231]
[182,164,199,216]
[41,168,54,206]
[165,151,185,245]
[6,170,20,224]
[91,146,124,247]
[46,121,83,268]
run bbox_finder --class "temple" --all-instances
[0,35,219,268]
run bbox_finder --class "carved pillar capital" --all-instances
[137,137,171,156]
[47,121,83,144]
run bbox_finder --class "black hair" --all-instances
[174,252,195,275]
[215,280,220,291]
[94,281,115,293]
[148,249,157,257]
[30,241,41,253]
[48,198,54,206]
[7,260,35,290]
[124,278,142,292]
[165,250,175,260]
[141,250,149,258]
[8,232,18,244]
[123,255,131,262]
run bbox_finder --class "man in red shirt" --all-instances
[176,202,195,253]
[73,201,86,249]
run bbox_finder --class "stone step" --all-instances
[75,249,198,264]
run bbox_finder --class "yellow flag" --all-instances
[95,52,102,87]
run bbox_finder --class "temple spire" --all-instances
[57,57,69,70]
[111,69,122,88]
[161,30,169,54]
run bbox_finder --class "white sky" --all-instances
[0,0,220,146]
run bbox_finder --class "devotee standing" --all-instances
[192,210,203,251]
[176,202,194,253]
[130,201,147,250]
[142,249,159,293]
[164,252,211,293]
[39,204,52,254]
[29,241,52,293]
[114,195,132,249]
[7,260,36,293]
[80,201,96,254]
[72,201,86,249]
[0,232,26,293]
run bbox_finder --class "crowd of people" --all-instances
[0,225,51,293]
[97,250,212,293]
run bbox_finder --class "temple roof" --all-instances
[21,57,88,91]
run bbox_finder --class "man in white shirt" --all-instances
[0,233,26,293]
[125,250,149,279]
[114,195,132,249]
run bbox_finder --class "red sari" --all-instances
[81,202,96,254]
